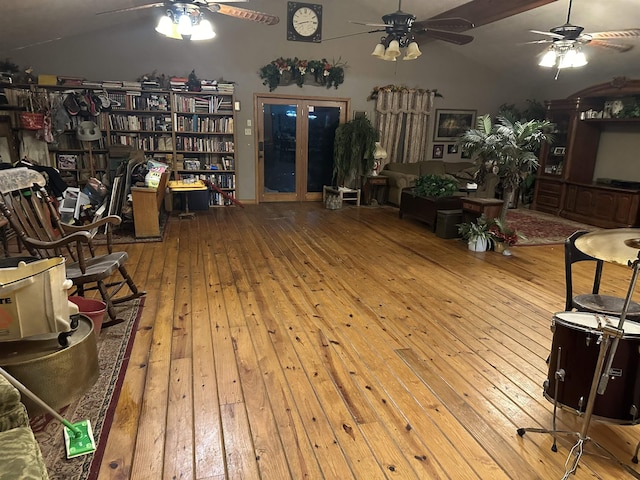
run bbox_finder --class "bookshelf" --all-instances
[0,83,237,205]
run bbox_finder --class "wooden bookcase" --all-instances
[0,83,237,207]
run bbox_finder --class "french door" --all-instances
[255,94,349,202]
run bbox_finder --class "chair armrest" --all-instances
[382,171,418,189]
[63,215,122,233]
[18,231,92,251]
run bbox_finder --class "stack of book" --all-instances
[170,77,188,91]
[217,83,235,94]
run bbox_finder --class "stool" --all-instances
[436,209,463,239]
[322,186,361,208]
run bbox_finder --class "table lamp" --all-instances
[372,142,387,176]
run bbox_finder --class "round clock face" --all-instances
[292,7,319,37]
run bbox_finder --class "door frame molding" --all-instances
[254,92,350,203]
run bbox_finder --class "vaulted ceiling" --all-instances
[1,0,640,94]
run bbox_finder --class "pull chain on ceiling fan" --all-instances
[528,0,640,77]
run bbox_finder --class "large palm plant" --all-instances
[457,114,554,219]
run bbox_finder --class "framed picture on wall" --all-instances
[432,144,444,159]
[447,144,458,154]
[434,109,476,141]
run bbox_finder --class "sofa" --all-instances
[380,160,499,205]
[0,374,49,479]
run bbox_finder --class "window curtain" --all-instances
[373,88,435,166]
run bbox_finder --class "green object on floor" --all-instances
[0,366,97,459]
[63,419,96,458]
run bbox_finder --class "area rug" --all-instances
[91,211,168,245]
[30,298,144,480]
[506,208,596,246]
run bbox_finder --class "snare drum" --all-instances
[545,311,640,424]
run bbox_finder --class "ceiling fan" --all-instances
[97,1,278,40]
[346,0,474,61]
[528,0,640,60]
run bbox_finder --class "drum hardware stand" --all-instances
[517,252,640,479]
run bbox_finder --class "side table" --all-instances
[461,197,504,223]
[322,186,361,208]
[362,175,389,205]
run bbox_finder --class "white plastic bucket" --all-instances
[0,257,73,341]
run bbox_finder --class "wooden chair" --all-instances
[565,230,640,319]
[0,167,145,325]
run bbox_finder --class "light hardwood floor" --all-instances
[97,203,640,479]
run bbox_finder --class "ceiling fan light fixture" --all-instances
[572,49,588,67]
[403,41,422,60]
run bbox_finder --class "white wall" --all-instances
[7,0,592,201]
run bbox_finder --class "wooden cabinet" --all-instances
[532,78,640,226]
[563,182,640,228]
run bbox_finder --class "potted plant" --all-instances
[457,114,554,219]
[458,215,493,252]
[488,217,525,255]
[332,115,379,188]
[412,174,458,198]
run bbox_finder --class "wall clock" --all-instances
[287,2,322,43]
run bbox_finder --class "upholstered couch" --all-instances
[0,374,49,479]
[380,160,499,205]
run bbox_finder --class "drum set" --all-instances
[517,229,640,479]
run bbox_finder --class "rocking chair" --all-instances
[0,168,145,325]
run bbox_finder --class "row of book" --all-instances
[109,114,172,132]
[174,115,233,133]
[107,92,170,111]
[175,137,234,153]
[173,94,232,114]
[109,134,174,151]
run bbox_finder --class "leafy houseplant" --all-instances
[332,115,379,187]
[457,114,554,219]
[458,215,493,252]
[413,174,458,198]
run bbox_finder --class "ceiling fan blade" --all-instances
[589,39,634,52]
[324,29,386,42]
[522,39,554,44]
[413,17,474,31]
[414,29,474,45]
[349,21,389,28]
[429,0,557,30]
[589,28,640,39]
[530,29,564,38]
[96,2,165,15]
[211,4,279,25]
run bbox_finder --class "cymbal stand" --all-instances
[517,252,640,479]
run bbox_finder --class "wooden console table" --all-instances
[461,197,504,223]
[130,172,168,238]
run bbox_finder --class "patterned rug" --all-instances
[506,208,597,246]
[31,298,144,480]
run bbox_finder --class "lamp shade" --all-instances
[373,142,388,160]
[403,41,422,60]
[371,43,386,58]
[385,40,401,59]
[155,15,173,36]
[191,19,216,40]
[539,48,557,67]
[76,121,102,142]
[177,13,193,36]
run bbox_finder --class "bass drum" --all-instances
[545,311,640,424]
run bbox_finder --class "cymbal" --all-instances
[575,228,640,266]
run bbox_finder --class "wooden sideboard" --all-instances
[532,78,640,228]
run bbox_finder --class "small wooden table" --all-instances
[322,186,361,207]
[168,180,208,219]
[362,175,389,205]
[461,197,504,223]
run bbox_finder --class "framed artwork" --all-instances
[447,144,458,154]
[461,150,471,159]
[434,109,476,141]
[432,144,444,159]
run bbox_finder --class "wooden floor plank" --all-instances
[98,203,640,479]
